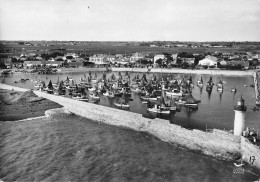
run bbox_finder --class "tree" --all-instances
[140,59,149,64]
[156,58,163,66]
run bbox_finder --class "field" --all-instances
[1,41,260,56]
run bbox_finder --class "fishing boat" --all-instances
[197,76,203,87]
[114,92,130,109]
[183,94,199,108]
[184,103,198,107]
[140,96,158,101]
[103,91,115,98]
[147,104,170,115]
[165,89,183,97]
[88,87,96,92]
[256,99,260,106]
[46,80,54,94]
[206,76,214,92]
[73,89,88,101]
[216,80,223,92]
[72,93,81,100]
[231,87,237,93]
[89,92,100,101]
[131,87,145,94]
[114,102,130,109]
[187,76,193,85]
[175,99,186,105]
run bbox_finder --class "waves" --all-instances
[1,110,259,181]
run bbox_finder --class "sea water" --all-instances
[0,111,259,181]
[2,72,260,131]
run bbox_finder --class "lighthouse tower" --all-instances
[233,96,247,136]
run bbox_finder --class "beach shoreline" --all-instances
[0,88,62,121]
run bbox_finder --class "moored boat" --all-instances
[197,76,203,87]
[231,87,237,93]
[147,104,170,115]
[89,93,100,101]
[165,90,183,97]
[114,102,130,109]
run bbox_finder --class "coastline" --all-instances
[0,88,62,121]
[10,67,256,76]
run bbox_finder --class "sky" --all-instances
[0,0,260,41]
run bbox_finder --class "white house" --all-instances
[198,55,218,67]
[171,54,178,64]
[130,53,145,62]
[154,54,165,64]
[89,54,110,65]
[104,55,115,62]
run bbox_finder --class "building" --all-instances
[112,58,130,65]
[105,55,116,62]
[154,54,165,64]
[89,54,110,65]
[44,61,63,68]
[219,59,227,66]
[198,55,218,67]
[130,52,145,62]
[171,54,178,65]
[180,58,195,65]
[23,60,63,68]
[24,61,42,68]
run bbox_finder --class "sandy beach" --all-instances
[0,89,62,121]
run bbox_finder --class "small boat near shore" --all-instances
[147,104,170,115]
[103,91,115,98]
[140,96,158,101]
[89,93,100,101]
[114,102,130,109]
[165,89,183,97]
[231,87,237,93]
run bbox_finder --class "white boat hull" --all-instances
[166,91,182,97]
[114,103,130,108]
[147,108,170,114]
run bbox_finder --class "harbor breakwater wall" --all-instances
[57,67,106,73]
[111,68,254,76]
[33,91,242,160]
[241,136,260,170]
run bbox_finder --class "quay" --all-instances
[111,68,255,76]
[1,83,260,171]
[11,67,255,76]
[253,71,260,105]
